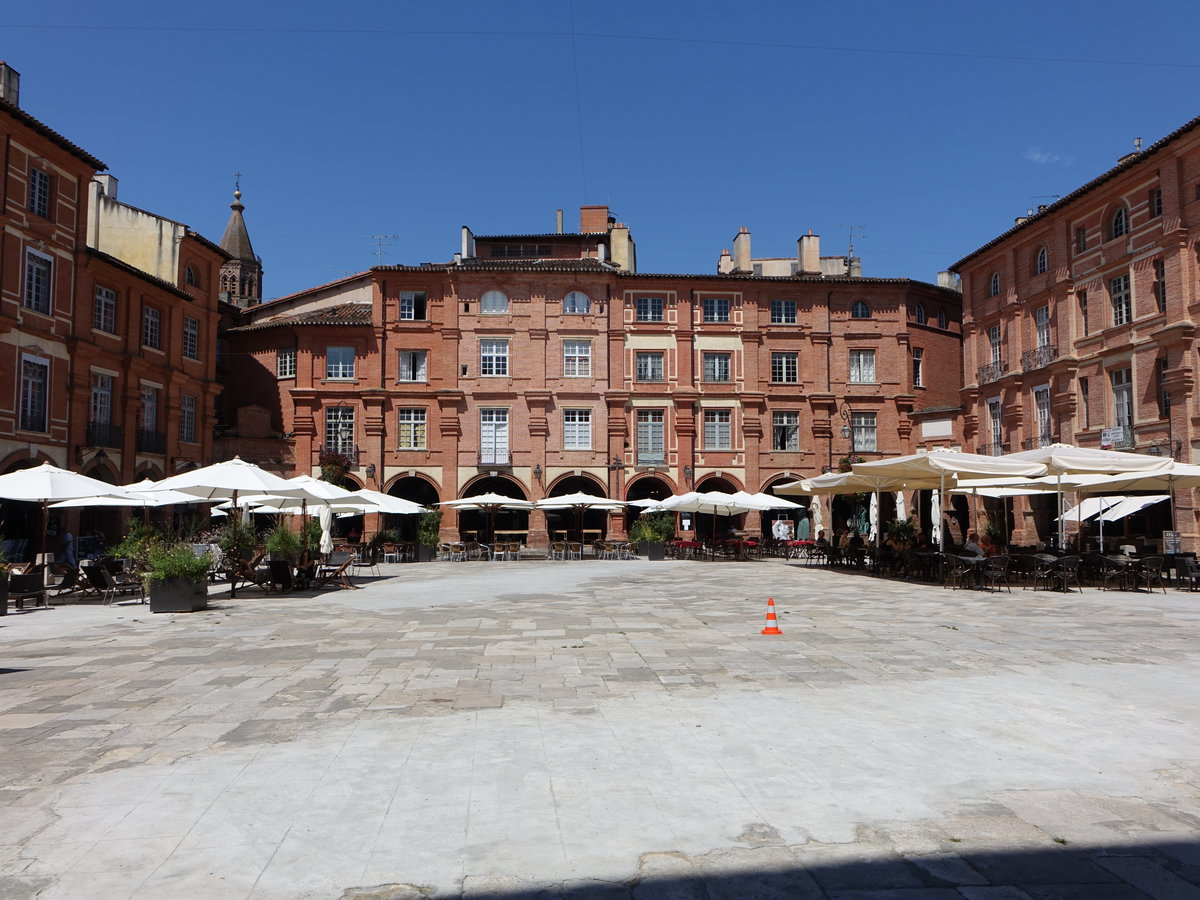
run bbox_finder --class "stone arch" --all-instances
[383,475,440,541]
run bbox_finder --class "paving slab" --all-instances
[1,559,1198,898]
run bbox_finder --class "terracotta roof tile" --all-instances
[228,302,372,333]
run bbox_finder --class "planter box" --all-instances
[0,574,6,616]
[416,544,436,562]
[149,577,208,613]
[638,541,666,561]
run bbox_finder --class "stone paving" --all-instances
[1,558,1199,898]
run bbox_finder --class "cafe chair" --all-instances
[943,553,976,590]
[1135,556,1166,594]
[1183,559,1200,592]
[981,556,1011,593]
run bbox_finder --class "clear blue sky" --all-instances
[6,1,1200,297]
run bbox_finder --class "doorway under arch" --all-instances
[543,474,611,541]
[693,476,742,540]
[0,456,45,562]
[386,476,440,542]
[623,475,674,533]
[458,476,529,541]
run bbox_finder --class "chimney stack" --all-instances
[0,61,20,107]
[718,248,733,275]
[555,208,563,234]
[461,226,475,259]
[732,227,751,272]
[797,230,820,274]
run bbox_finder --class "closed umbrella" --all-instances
[319,506,334,555]
[810,497,823,536]
[896,491,906,521]
[869,492,879,543]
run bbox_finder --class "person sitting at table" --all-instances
[815,530,829,548]
[963,531,984,557]
[915,532,933,552]
[295,547,319,588]
[847,531,864,550]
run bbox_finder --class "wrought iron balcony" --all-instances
[976,441,1007,457]
[1021,345,1057,372]
[478,453,510,466]
[86,421,123,449]
[976,360,1006,385]
[136,428,166,454]
[1020,433,1059,451]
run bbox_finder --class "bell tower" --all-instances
[218,174,263,307]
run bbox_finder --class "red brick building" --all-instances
[952,115,1200,550]
[223,207,963,544]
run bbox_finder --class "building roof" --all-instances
[375,258,618,273]
[187,229,230,260]
[86,248,194,301]
[226,302,372,333]
[219,191,256,261]
[474,232,596,240]
[0,96,106,170]
[950,113,1200,271]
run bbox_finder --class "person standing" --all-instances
[61,530,77,569]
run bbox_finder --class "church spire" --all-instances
[218,174,263,307]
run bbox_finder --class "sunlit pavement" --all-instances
[1,558,1198,898]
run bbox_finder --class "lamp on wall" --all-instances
[839,403,855,454]
[533,464,542,483]
[683,464,693,484]
[365,463,376,480]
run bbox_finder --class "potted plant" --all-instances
[886,516,918,546]
[266,523,301,562]
[630,510,674,560]
[416,510,442,562]
[144,541,213,613]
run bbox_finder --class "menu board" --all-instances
[1163,531,1182,554]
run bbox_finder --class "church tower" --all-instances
[218,181,263,307]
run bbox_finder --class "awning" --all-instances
[1057,496,1127,523]
[1097,495,1171,524]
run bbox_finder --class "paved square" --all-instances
[1,559,1198,898]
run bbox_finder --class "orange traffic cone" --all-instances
[760,597,783,635]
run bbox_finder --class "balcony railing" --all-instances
[87,421,123,449]
[976,360,1006,385]
[1021,433,1059,451]
[318,444,360,465]
[136,428,166,454]
[1021,345,1057,372]
[976,441,1007,457]
[478,452,510,466]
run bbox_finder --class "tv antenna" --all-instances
[836,224,866,260]
[365,234,398,265]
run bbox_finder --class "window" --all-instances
[912,347,924,388]
[142,307,161,349]
[1110,206,1129,240]
[635,296,664,322]
[397,408,427,449]
[480,339,509,376]
[988,399,1003,452]
[28,168,50,218]
[325,405,355,455]
[702,352,731,382]
[563,291,591,314]
[19,355,49,432]
[480,290,509,314]
[703,297,730,322]
[1078,290,1089,335]
[185,265,197,287]
[851,300,871,318]
[988,325,1002,365]
[23,249,52,314]
[1035,305,1050,348]
[479,408,509,464]
[914,304,927,325]
[1110,273,1131,326]
[1035,246,1048,275]
[1110,368,1132,443]
[563,409,591,450]
[851,411,877,452]
[1149,188,1163,218]
[489,243,551,258]
[277,347,297,378]
[770,351,799,383]
[563,340,592,377]
[1076,226,1088,253]
[140,384,159,432]
[183,316,200,360]
[849,349,876,384]
[399,291,427,320]
[1157,357,1169,418]
[1153,259,1167,312]
[93,286,117,333]
[770,300,797,324]
[180,395,196,443]
[635,351,664,382]
[773,411,799,451]
[1033,386,1052,444]
[90,373,113,426]
[1080,378,1090,429]
[397,349,427,382]
[636,409,665,465]
[937,309,948,329]
[988,272,1001,297]
[703,409,732,449]
[326,346,356,379]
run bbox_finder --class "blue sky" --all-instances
[6,1,1200,297]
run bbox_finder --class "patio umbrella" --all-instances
[319,506,334,555]
[810,496,823,536]
[896,491,906,522]
[438,493,534,543]
[869,492,879,543]
[534,492,625,543]
[0,463,140,598]
[353,489,427,515]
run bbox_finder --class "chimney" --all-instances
[580,205,610,234]
[848,257,863,278]
[718,248,733,275]
[798,230,820,274]
[732,227,751,272]
[609,223,635,272]
[937,271,961,292]
[460,226,475,259]
[0,61,19,107]
[92,174,118,199]
[555,209,563,234]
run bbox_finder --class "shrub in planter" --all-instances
[416,510,442,561]
[266,524,301,561]
[145,542,212,613]
[629,511,674,560]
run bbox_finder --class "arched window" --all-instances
[1034,247,1048,276]
[937,309,948,329]
[481,290,509,314]
[563,291,590,314]
[914,303,927,325]
[851,300,871,319]
[989,272,1001,297]
[1110,206,1129,240]
[185,265,198,286]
